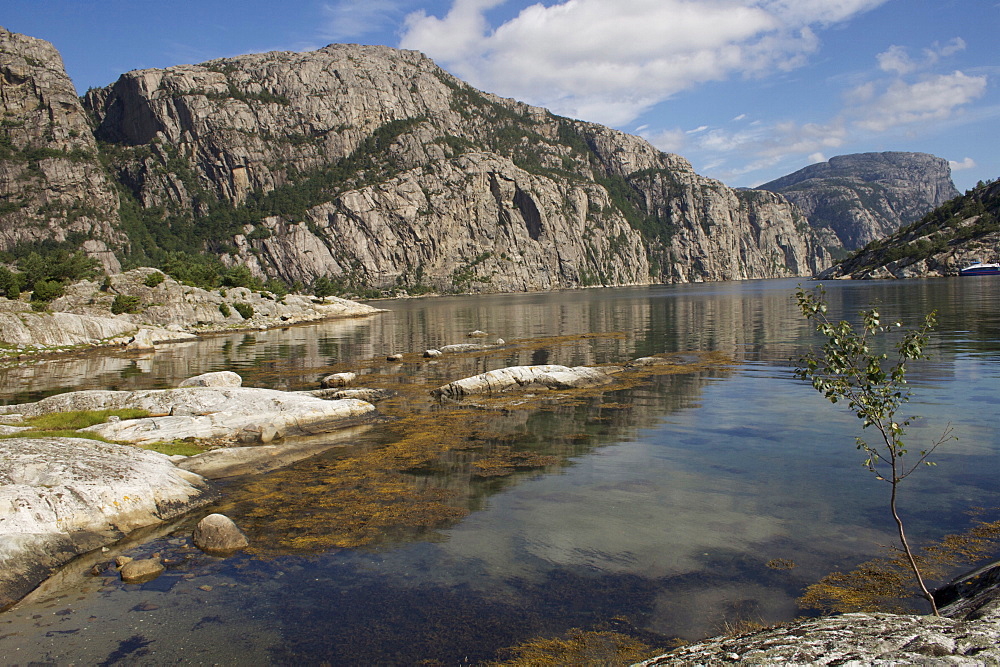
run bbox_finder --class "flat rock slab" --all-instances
[177,424,374,479]
[6,387,377,445]
[433,365,614,398]
[0,436,213,609]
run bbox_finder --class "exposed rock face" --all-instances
[760,152,960,251]
[79,42,827,290]
[0,27,123,271]
[1,386,377,445]
[820,179,999,280]
[0,436,213,609]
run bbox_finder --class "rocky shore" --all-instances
[0,268,383,359]
[3,348,1000,661]
[0,369,380,610]
[636,563,1000,664]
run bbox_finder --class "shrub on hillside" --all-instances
[111,294,142,314]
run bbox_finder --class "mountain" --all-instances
[759,152,959,254]
[0,28,122,271]
[818,178,1000,279]
[2,27,829,295]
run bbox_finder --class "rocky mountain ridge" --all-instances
[2,28,828,293]
[819,178,1000,279]
[0,28,122,271]
[760,152,959,253]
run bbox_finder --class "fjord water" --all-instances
[2,277,1000,664]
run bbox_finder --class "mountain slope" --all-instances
[759,152,959,253]
[0,27,122,271]
[818,179,1000,279]
[3,29,830,294]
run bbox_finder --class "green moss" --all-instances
[7,408,150,431]
[140,439,207,456]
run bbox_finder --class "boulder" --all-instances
[320,372,356,388]
[386,353,404,362]
[433,365,614,398]
[178,371,243,388]
[120,558,165,584]
[125,328,157,351]
[423,349,442,359]
[192,514,249,553]
[468,330,489,338]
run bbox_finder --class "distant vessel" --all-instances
[959,261,1000,276]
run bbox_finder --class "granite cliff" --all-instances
[760,152,959,253]
[2,27,829,293]
[819,178,1000,280]
[0,29,123,272]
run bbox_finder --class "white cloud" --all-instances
[949,157,977,171]
[400,0,889,126]
[876,37,966,75]
[321,0,412,41]
[687,125,710,134]
[669,38,988,185]
[853,71,987,131]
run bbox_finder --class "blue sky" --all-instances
[6,0,998,191]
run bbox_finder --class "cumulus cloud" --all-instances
[400,0,889,125]
[852,71,987,131]
[949,157,977,171]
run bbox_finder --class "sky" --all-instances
[5,0,998,191]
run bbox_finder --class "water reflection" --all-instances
[2,278,1000,663]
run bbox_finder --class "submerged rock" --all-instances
[176,424,374,479]
[120,558,165,584]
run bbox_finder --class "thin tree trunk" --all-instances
[890,466,939,616]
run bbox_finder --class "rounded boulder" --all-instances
[192,513,249,554]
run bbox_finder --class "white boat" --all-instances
[959,261,1000,276]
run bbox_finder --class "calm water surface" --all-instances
[2,277,1000,664]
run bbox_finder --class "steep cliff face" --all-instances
[760,152,959,252]
[820,179,999,279]
[0,27,122,271]
[82,42,826,292]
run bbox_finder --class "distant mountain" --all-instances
[1,27,830,296]
[818,178,1000,279]
[760,152,959,254]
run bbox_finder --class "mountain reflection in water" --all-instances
[2,278,1000,664]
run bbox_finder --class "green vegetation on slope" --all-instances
[831,178,1000,275]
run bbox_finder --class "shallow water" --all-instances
[2,277,1000,664]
